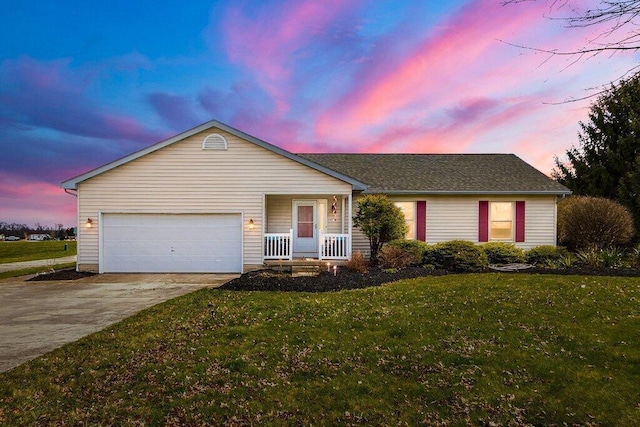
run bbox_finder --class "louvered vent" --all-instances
[203,133,228,150]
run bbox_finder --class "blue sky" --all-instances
[1,0,637,226]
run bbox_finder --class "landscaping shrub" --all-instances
[558,196,635,250]
[386,239,429,266]
[526,245,567,266]
[576,247,602,268]
[631,244,640,268]
[424,240,488,272]
[558,253,577,268]
[353,194,408,262]
[379,246,415,269]
[344,251,368,273]
[599,247,627,268]
[575,246,627,269]
[422,245,438,268]
[480,242,525,264]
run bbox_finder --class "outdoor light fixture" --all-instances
[86,218,93,228]
[248,218,255,229]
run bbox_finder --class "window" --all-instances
[490,202,514,241]
[202,133,228,150]
[394,202,415,240]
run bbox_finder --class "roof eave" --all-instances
[364,189,572,196]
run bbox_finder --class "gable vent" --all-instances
[203,133,228,150]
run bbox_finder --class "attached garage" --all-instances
[101,213,242,273]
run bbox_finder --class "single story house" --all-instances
[61,120,571,273]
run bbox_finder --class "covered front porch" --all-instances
[262,194,352,261]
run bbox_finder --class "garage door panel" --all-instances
[102,214,242,273]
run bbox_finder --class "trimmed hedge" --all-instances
[424,240,488,272]
[480,242,525,264]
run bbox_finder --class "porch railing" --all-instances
[319,233,350,260]
[264,230,293,260]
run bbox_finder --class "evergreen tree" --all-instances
[553,74,640,230]
[353,194,408,262]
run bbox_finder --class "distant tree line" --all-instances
[0,222,75,240]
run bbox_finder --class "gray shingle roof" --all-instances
[298,154,570,195]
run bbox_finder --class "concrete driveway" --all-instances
[0,273,238,373]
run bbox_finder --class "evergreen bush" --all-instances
[480,242,525,264]
[424,240,488,272]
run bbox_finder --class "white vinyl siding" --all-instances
[351,195,558,258]
[77,128,351,271]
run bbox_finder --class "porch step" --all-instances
[264,259,345,276]
[291,264,322,277]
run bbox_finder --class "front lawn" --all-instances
[0,240,76,263]
[1,274,639,425]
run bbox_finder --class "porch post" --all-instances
[347,193,353,259]
[341,196,346,234]
[261,193,266,263]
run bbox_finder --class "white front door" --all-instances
[293,200,317,257]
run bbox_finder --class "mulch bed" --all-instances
[27,265,640,287]
[219,267,448,293]
[220,265,640,292]
[27,269,96,281]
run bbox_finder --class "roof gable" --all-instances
[62,120,569,196]
[61,120,367,191]
[299,153,571,195]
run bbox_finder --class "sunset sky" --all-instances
[1,0,637,227]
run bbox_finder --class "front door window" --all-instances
[297,205,314,238]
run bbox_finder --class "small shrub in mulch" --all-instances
[220,267,449,293]
[28,269,96,281]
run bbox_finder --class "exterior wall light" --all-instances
[248,218,255,229]
[86,218,93,228]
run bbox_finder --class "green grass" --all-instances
[0,240,76,263]
[1,274,640,425]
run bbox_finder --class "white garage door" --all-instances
[102,213,242,273]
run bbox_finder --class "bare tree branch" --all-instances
[503,0,640,103]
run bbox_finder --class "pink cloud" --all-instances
[220,0,364,113]
[0,172,76,226]
[316,0,554,138]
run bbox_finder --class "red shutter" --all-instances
[416,201,426,242]
[478,201,489,242]
[515,201,525,242]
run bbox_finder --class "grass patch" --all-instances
[1,274,639,425]
[0,240,76,263]
[0,263,76,280]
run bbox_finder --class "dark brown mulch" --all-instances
[220,265,640,293]
[27,269,96,281]
[220,267,449,293]
[27,265,640,286]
